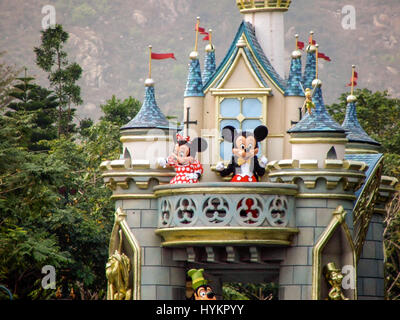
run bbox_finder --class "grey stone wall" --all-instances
[120,198,186,300]
[279,197,354,300]
[357,213,385,300]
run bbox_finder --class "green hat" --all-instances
[187,269,208,291]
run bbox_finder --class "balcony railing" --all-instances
[154,182,299,247]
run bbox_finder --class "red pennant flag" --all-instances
[151,52,176,60]
[202,33,210,41]
[297,41,305,50]
[195,25,206,33]
[318,52,331,62]
[346,71,358,87]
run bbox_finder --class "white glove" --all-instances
[259,156,268,168]
[187,173,199,180]
[215,162,225,172]
[157,157,168,168]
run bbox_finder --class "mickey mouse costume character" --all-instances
[215,125,269,182]
[158,132,207,184]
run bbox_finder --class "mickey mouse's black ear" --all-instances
[254,125,269,142]
[221,126,236,143]
[191,137,208,154]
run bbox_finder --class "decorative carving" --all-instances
[106,230,132,300]
[236,196,264,226]
[175,197,198,226]
[352,160,383,260]
[201,197,230,225]
[267,195,289,227]
[159,199,172,227]
[323,262,349,300]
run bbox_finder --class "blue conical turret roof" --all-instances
[121,83,174,130]
[285,52,304,96]
[342,100,380,146]
[288,84,345,133]
[202,48,216,86]
[184,57,204,97]
[302,50,316,90]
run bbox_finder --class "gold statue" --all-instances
[106,230,132,300]
[323,262,349,300]
[302,88,316,115]
[299,82,317,115]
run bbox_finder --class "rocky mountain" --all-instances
[0,0,399,121]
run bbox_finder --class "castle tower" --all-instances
[284,35,305,158]
[287,79,348,165]
[102,1,399,301]
[342,95,381,154]
[120,78,176,168]
[236,0,291,77]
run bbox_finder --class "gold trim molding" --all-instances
[155,227,299,247]
[312,206,357,300]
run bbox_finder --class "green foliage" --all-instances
[6,70,58,151]
[34,24,83,137]
[0,57,138,298]
[384,193,400,300]
[222,283,278,300]
[99,95,141,126]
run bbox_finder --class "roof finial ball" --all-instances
[205,29,214,53]
[292,34,302,59]
[307,31,317,53]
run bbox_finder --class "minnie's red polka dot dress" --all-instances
[167,157,203,184]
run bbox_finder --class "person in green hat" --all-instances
[187,269,216,300]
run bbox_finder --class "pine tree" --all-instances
[7,69,58,151]
[34,24,83,137]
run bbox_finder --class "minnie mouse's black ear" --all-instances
[190,137,208,154]
[221,126,236,143]
[254,125,269,142]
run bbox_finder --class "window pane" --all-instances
[220,119,240,131]
[220,98,240,118]
[242,98,262,118]
[219,120,239,160]
[242,119,262,131]
[220,141,233,160]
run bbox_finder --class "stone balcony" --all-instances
[153,182,299,247]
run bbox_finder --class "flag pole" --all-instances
[209,29,213,46]
[148,45,152,79]
[315,44,319,80]
[195,17,200,52]
[295,34,299,50]
[351,65,356,96]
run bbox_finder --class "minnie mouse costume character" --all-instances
[216,125,269,182]
[158,133,208,184]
